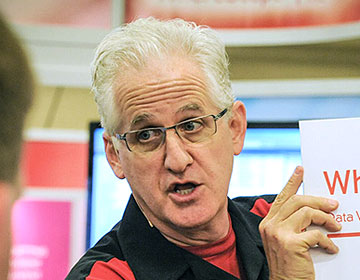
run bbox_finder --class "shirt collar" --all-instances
[228,198,268,280]
[118,195,267,280]
[118,196,189,280]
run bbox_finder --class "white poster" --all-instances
[300,117,360,279]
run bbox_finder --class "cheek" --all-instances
[208,135,234,183]
[121,153,163,190]
[197,139,234,181]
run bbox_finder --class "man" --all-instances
[0,13,34,280]
[67,17,341,279]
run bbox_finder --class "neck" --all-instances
[132,194,230,247]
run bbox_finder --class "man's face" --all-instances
[104,55,246,236]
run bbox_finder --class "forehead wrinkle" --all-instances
[126,92,207,122]
[119,76,208,107]
[114,72,212,130]
[130,90,204,110]
[137,76,207,89]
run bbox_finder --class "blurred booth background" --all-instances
[0,0,359,279]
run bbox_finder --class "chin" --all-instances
[169,210,217,230]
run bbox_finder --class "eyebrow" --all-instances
[130,103,205,129]
[176,103,204,115]
[131,113,153,128]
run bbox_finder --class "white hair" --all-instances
[91,17,234,134]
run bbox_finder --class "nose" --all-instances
[163,129,193,174]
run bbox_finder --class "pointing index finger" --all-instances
[267,166,304,219]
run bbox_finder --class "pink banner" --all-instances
[10,200,71,280]
[126,0,360,28]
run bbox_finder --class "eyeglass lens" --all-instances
[126,115,216,152]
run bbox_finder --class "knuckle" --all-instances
[313,229,324,239]
[275,190,290,203]
[259,221,280,240]
[259,220,270,235]
[299,205,312,216]
[288,194,299,205]
[286,175,299,187]
[258,221,267,236]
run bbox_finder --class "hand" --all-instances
[259,166,342,280]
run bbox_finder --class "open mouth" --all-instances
[173,183,197,195]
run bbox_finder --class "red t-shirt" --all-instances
[181,218,241,279]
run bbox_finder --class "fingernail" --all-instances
[328,199,338,207]
[294,166,301,174]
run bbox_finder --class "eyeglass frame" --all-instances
[114,108,228,153]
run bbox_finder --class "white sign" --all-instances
[300,117,360,279]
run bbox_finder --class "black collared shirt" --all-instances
[66,195,275,280]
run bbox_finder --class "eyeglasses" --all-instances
[115,108,228,153]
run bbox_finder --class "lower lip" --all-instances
[168,185,202,204]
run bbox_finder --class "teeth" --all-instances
[175,187,194,195]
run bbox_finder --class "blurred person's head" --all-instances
[0,13,34,279]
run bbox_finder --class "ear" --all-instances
[103,133,126,179]
[228,101,247,155]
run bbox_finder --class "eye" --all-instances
[137,130,151,141]
[135,129,161,143]
[178,120,203,133]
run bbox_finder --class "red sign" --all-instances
[126,0,360,28]
[22,141,88,188]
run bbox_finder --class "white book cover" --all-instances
[299,117,360,279]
